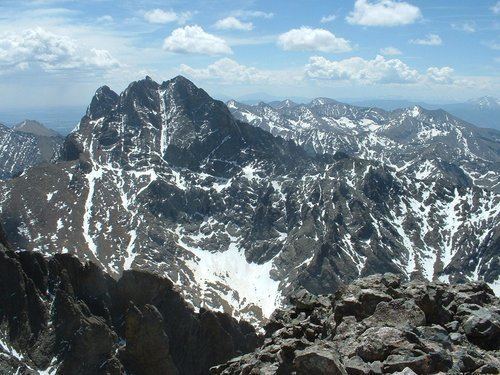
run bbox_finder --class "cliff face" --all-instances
[0,249,260,375]
[212,273,500,375]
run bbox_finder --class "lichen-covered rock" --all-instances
[211,273,500,374]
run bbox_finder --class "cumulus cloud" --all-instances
[305,55,420,84]
[278,27,352,53]
[410,34,442,46]
[451,22,475,33]
[320,14,337,23]
[163,25,232,55]
[0,27,120,73]
[180,58,271,83]
[215,17,253,31]
[492,1,500,14]
[305,55,460,86]
[144,9,192,25]
[85,49,120,69]
[426,67,455,84]
[380,46,402,55]
[346,0,421,27]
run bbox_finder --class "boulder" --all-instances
[293,346,347,375]
[462,307,500,350]
[362,298,426,328]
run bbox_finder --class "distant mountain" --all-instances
[0,77,498,327]
[13,119,60,137]
[0,120,63,179]
[350,99,432,111]
[350,97,500,130]
[0,105,85,135]
[441,97,500,130]
[228,99,500,192]
[235,93,310,106]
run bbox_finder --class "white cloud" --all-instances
[426,66,454,84]
[380,46,402,55]
[305,55,461,86]
[320,14,337,23]
[163,25,232,55]
[346,0,421,27]
[305,55,420,84]
[492,1,500,14]
[278,27,352,53]
[232,10,274,19]
[215,17,253,31]
[85,48,120,69]
[180,58,270,83]
[180,58,300,85]
[144,9,192,25]
[0,27,120,73]
[410,34,442,46]
[451,22,475,33]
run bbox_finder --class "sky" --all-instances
[0,0,499,109]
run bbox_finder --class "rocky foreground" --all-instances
[0,242,260,374]
[212,274,500,375]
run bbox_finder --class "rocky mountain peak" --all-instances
[309,97,340,107]
[87,85,119,119]
[271,99,298,110]
[13,120,60,137]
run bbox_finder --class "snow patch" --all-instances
[177,227,281,318]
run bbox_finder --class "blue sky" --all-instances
[0,0,499,109]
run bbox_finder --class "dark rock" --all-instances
[293,346,347,375]
[462,307,500,350]
[120,303,178,375]
[0,251,260,375]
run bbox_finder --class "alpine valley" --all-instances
[0,76,499,329]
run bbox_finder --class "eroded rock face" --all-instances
[0,247,260,375]
[211,274,500,374]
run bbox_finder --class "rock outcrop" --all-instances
[212,274,500,374]
[0,246,260,375]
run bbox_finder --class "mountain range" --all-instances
[0,76,498,327]
[0,120,63,179]
[228,99,500,192]
[350,96,500,131]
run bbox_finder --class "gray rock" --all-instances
[362,298,426,328]
[462,307,500,349]
[293,346,347,375]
